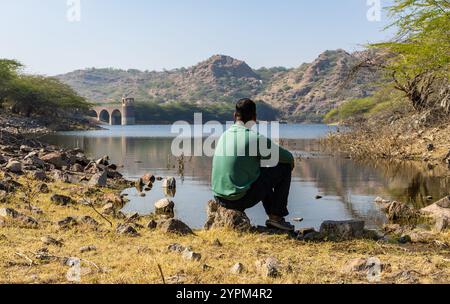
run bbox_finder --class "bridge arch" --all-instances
[91,97,136,126]
[98,109,110,123]
[110,109,122,125]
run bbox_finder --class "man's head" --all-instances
[234,98,257,124]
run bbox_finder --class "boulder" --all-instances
[255,257,280,278]
[24,156,45,168]
[32,170,47,181]
[0,208,38,228]
[40,152,69,169]
[146,219,158,229]
[159,219,193,235]
[421,196,450,219]
[95,155,109,166]
[204,200,252,231]
[154,198,175,218]
[141,173,156,185]
[6,160,22,173]
[50,194,73,206]
[319,220,365,241]
[116,224,139,236]
[56,217,78,230]
[162,177,176,189]
[88,170,107,187]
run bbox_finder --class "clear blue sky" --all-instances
[0,0,395,75]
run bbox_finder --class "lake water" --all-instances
[43,124,450,230]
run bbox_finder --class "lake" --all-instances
[42,124,450,230]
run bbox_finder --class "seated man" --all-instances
[211,98,296,231]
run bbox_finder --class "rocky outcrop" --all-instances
[204,200,252,232]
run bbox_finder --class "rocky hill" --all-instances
[56,51,382,122]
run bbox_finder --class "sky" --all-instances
[0,0,395,76]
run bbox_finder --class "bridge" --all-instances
[91,97,136,125]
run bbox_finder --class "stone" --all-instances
[427,143,434,151]
[50,194,73,206]
[6,160,22,173]
[0,190,7,202]
[398,235,412,244]
[315,195,323,199]
[37,183,49,194]
[80,245,97,253]
[95,155,109,166]
[231,263,244,274]
[20,145,32,153]
[435,216,448,232]
[302,231,324,242]
[56,217,78,230]
[343,258,367,273]
[182,249,201,261]
[386,201,420,223]
[319,220,365,241]
[0,155,7,165]
[159,219,193,235]
[141,173,156,185]
[24,156,45,168]
[154,198,175,218]
[212,239,223,247]
[78,216,99,227]
[31,170,47,181]
[255,257,280,278]
[297,227,316,238]
[0,207,19,218]
[146,219,158,229]
[88,170,108,187]
[135,178,144,192]
[116,224,139,236]
[162,177,176,189]
[0,208,38,228]
[71,163,84,173]
[102,203,115,215]
[204,200,252,231]
[421,196,450,219]
[41,236,63,247]
[40,152,68,169]
[168,243,186,253]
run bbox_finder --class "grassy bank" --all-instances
[1,173,449,284]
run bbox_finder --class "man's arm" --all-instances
[256,133,295,169]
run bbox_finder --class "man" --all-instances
[211,98,296,231]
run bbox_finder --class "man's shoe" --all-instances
[266,218,295,232]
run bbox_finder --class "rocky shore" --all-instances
[1,117,449,284]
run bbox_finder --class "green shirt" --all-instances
[211,123,294,201]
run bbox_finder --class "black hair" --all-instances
[235,98,256,123]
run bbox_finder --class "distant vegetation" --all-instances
[0,59,89,117]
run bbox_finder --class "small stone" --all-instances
[6,160,22,173]
[41,236,63,247]
[427,143,434,151]
[50,194,73,206]
[37,183,50,194]
[146,219,158,229]
[398,234,412,244]
[62,257,80,267]
[154,198,175,218]
[56,217,78,230]
[78,216,99,227]
[343,258,368,273]
[319,220,365,241]
[71,163,84,173]
[80,245,97,253]
[0,207,19,218]
[168,243,186,253]
[315,195,323,199]
[116,224,139,236]
[20,145,32,153]
[231,263,244,274]
[88,170,108,188]
[212,239,223,247]
[201,264,212,271]
[102,203,115,215]
[302,231,324,242]
[141,173,156,185]
[159,219,193,235]
[0,190,7,201]
[32,170,47,181]
[182,249,201,261]
[255,257,280,278]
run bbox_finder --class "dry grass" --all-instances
[1,174,449,284]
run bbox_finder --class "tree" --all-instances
[0,59,22,107]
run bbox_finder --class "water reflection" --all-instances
[43,127,450,229]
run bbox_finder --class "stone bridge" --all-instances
[91,97,136,125]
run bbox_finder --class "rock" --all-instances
[102,203,115,215]
[398,235,412,244]
[204,200,252,231]
[56,217,78,230]
[88,170,108,187]
[30,205,43,215]
[0,155,7,165]
[212,239,223,247]
[302,231,324,242]
[343,258,367,273]
[146,219,158,229]
[435,216,448,232]
[315,195,323,199]
[31,170,47,181]
[201,264,213,271]
[231,263,244,274]
[40,152,68,169]
[135,178,144,192]
[95,155,109,166]
[78,216,99,227]
[50,194,73,206]
[427,143,434,151]
[385,201,420,223]
[0,190,7,202]
[162,177,176,189]
[0,207,19,218]
[297,227,316,238]
[80,245,97,253]
[182,249,201,262]
[116,224,139,236]
[6,160,22,173]
[37,183,49,193]
[41,236,63,247]
[255,257,280,278]
[71,163,84,173]
[62,257,80,267]
[24,156,45,168]
[154,198,175,218]
[421,196,450,219]
[159,219,193,235]
[168,243,186,253]
[0,208,38,228]
[20,145,32,153]
[141,173,156,185]
[319,220,365,241]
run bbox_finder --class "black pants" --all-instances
[215,163,291,217]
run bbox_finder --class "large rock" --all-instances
[50,194,74,206]
[5,160,22,173]
[40,152,69,169]
[88,170,108,187]
[319,220,365,241]
[0,208,38,228]
[421,196,450,219]
[159,219,193,235]
[204,200,252,231]
[154,198,175,218]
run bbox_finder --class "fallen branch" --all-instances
[15,252,35,266]
[157,264,166,284]
[82,199,113,227]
